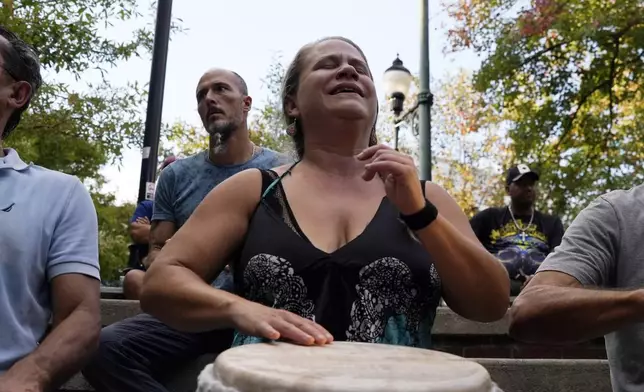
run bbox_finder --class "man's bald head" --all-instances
[198,68,248,96]
[196,68,253,153]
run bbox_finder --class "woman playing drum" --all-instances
[140,37,510,348]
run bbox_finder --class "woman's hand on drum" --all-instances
[228,299,333,346]
[357,144,426,215]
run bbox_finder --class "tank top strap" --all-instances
[261,160,300,199]
[256,161,306,240]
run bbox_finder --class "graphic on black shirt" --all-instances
[490,221,549,281]
[470,207,564,291]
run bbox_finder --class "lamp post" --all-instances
[382,55,412,151]
[382,0,433,181]
[136,0,173,203]
[418,0,433,181]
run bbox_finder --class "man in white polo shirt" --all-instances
[0,26,101,391]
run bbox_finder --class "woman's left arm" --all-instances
[358,144,509,322]
[419,182,509,322]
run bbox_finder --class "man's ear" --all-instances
[242,95,252,113]
[284,96,300,119]
[7,81,31,109]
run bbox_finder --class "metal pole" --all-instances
[394,125,400,151]
[137,0,173,203]
[417,0,433,181]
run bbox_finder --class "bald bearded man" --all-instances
[83,69,291,392]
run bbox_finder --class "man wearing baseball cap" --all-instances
[470,164,564,295]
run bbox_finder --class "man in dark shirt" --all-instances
[470,164,564,295]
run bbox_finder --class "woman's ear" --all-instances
[284,96,300,119]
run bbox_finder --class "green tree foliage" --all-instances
[382,72,509,216]
[91,187,134,286]
[432,70,509,216]
[249,57,293,154]
[0,0,181,282]
[445,0,644,221]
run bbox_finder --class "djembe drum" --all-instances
[196,341,502,392]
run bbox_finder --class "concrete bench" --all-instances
[98,299,607,359]
[60,298,610,391]
[98,299,510,334]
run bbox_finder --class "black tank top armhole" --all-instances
[260,169,280,195]
[420,180,427,198]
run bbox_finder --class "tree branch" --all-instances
[519,40,569,69]
[607,35,620,133]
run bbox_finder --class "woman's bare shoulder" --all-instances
[199,168,264,217]
[270,163,295,177]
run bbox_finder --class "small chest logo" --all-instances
[1,202,15,212]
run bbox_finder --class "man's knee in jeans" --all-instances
[82,323,129,380]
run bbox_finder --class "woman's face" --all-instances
[290,39,378,126]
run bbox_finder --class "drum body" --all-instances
[197,341,503,392]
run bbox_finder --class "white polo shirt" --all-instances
[0,148,100,373]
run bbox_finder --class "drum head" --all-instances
[199,341,496,392]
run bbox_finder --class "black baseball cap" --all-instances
[506,164,539,185]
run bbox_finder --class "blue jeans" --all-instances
[83,271,234,392]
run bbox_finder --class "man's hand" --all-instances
[129,219,152,244]
[146,220,177,268]
[135,216,151,225]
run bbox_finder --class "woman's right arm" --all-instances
[139,169,332,345]
[140,169,261,331]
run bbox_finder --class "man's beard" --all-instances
[207,120,237,154]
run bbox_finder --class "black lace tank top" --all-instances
[231,164,442,348]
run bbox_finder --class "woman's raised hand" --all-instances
[357,144,426,215]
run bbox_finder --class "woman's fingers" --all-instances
[267,311,333,346]
[271,318,316,345]
[256,320,281,341]
[364,160,410,181]
[288,317,333,345]
[356,144,393,161]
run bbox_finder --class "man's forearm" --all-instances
[3,306,100,390]
[510,284,644,344]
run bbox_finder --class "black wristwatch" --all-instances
[399,199,438,231]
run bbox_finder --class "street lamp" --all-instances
[383,55,413,151]
[383,1,432,181]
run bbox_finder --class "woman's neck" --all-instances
[301,146,366,178]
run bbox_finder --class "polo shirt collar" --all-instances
[0,148,31,171]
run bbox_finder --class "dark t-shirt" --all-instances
[130,200,153,260]
[470,206,564,294]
